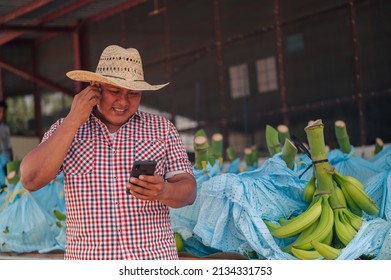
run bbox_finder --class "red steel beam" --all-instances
[0,65,3,101]
[273,0,289,126]
[212,0,229,150]
[0,0,53,24]
[0,0,95,45]
[86,0,147,24]
[32,45,43,138]
[72,30,83,93]
[36,0,146,44]
[0,58,74,97]
[348,0,366,145]
[162,0,175,124]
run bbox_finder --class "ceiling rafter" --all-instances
[0,0,53,24]
[86,0,147,24]
[35,0,147,45]
[0,0,96,45]
[0,57,74,96]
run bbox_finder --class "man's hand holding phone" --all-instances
[127,160,165,201]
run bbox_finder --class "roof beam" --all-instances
[0,0,95,45]
[0,24,76,32]
[0,0,53,24]
[36,0,146,44]
[0,58,73,97]
[86,0,147,24]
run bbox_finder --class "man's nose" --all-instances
[117,92,130,104]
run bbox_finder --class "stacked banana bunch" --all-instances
[264,120,379,260]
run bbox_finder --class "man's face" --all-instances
[95,83,141,130]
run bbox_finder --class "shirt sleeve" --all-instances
[164,119,193,178]
[40,119,64,174]
[41,119,63,143]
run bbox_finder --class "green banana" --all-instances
[340,180,378,216]
[268,196,322,238]
[293,196,334,250]
[283,219,319,252]
[278,217,289,225]
[342,208,363,231]
[334,209,357,246]
[302,176,316,203]
[333,171,378,216]
[53,209,66,221]
[339,184,363,216]
[334,185,347,207]
[264,220,280,231]
[342,183,379,216]
[321,227,333,245]
[174,232,185,252]
[311,240,341,260]
[342,174,365,190]
[291,247,322,260]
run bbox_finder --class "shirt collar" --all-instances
[91,109,144,128]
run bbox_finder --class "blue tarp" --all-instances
[0,174,66,253]
[171,154,391,260]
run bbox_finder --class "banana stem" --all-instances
[211,133,223,165]
[266,125,281,157]
[277,124,290,146]
[244,147,255,168]
[304,120,333,195]
[226,146,236,162]
[374,137,383,155]
[334,120,352,154]
[194,135,209,170]
[281,138,297,170]
[6,160,21,185]
[251,145,258,168]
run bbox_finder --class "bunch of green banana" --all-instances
[332,170,379,216]
[264,120,379,260]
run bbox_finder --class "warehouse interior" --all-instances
[1,0,390,160]
[1,0,391,262]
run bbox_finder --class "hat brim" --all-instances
[66,70,169,91]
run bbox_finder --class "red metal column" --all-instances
[162,0,175,125]
[273,0,289,125]
[212,0,229,150]
[72,28,82,93]
[32,45,42,138]
[0,59,3,101]
[348,0,366,145]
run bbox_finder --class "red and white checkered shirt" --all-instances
[42,110,193,259]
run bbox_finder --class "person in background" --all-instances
[20,45,196,260]
[0,101,12,160]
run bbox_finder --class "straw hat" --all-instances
[66,45,169,91]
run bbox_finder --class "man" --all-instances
[20,45,196,260]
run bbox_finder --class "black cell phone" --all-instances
[127,160,157,194]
